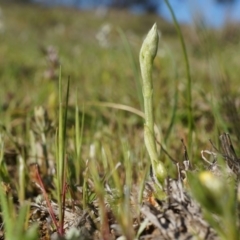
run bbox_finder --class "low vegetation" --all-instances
[0,1,240,239]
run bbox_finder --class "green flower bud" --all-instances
[140,23,159,65]
[153,161,167,184]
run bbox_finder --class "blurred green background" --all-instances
[1,1,240,161]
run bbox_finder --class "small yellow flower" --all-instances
[199,171,224,198]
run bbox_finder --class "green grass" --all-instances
[0,1,240,240]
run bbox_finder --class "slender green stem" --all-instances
[57,69,70,235]
[164,0,193,156]
[139,23,167,184]
[18,155,25,204]
[75,95,84,185]
[57,66,63,229]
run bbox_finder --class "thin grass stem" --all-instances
[163,0,194,156]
